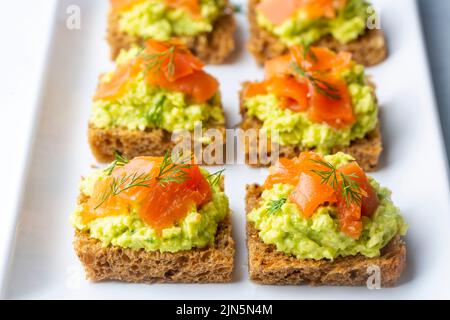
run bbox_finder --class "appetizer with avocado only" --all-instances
[89,39,226,163]
[240,45,381,170]
[246,152,407,286]
[248,0,387,66]
[108,0,236,63]
[72,153,234,283]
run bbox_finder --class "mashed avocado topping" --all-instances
[71,168,229,253]
[91,47,225,132]
[118,0,226,40]
[248,153,408,260]
[257,0,371,46]
[245,64,378,153]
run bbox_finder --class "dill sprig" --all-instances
[207,169,225,187]
[301,41,318,62]
[147,96,165,126]
[267,198,287,215]
[291,62,342,101]
[141,46,176,79]
[95,172,152,209]
[104,151,129,176]
[309,159,364,206]
[155,151,192,187]
[94,151,195,209]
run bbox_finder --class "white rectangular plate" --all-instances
[2,0,450,299]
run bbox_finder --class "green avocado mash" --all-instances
[256,0,370,46]
[90,47,225,132]
[248,153,408,260]
[118,0,226,40]
[244,64,378,153]
[71,169,229,253]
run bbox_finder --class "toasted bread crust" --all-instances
[239,84,382,171]
[88,123,226,163]
[107,5,236,64]
[245,184,406,287]
[73,181,235,284]
[247,0,388,67]
[74,216,234,284]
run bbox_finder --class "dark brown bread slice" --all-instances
[245,184,406,287]
[73,182,235,284]
[107,4,236,63]
[247,0,388,67]
[239,86,382,171]
[88,123,226,163]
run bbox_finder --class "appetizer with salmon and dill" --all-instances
[240,45,381,170]
[246,151,407,286]
[248,0,387,66]
[108,0,236,63]
[89,39,226,163]
[72,152,234,283]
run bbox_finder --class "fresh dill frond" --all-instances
[290,62,342,101]
[267,198,287,215]
[147,96,165,126]
[207,169,225,187]
[309,159,364,206]
[155,151,192,187]
[104,151,129,176]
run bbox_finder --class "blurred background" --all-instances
[418,0,450,161]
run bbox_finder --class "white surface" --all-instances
[1,0,450,299]
[0,0,58,298]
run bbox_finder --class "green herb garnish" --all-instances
[267,198,287,215]
[141,46,176,79]
[155,151,192,187]
[309,159,363,206]
[147,96,166,126]
[291,62,342,100]
[207,169,225,187]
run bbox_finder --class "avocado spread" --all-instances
[91,47,225,132]
[118,0,226,40]
[71,169,229,253]
[248,153,408,260]
[257,0,370,46]
[244,64,378,153]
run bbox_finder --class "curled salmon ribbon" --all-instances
[264,152,379,239]
[80,156,212,234]
[94,38,219,104]
[244,45,355,128]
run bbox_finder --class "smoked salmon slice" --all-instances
[257,0,347,25]
[81,156,212,233]
[268,76,309,112]
[93,58,142,102]
[263,152,379,238]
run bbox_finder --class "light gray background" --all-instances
[418,0,450,162]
